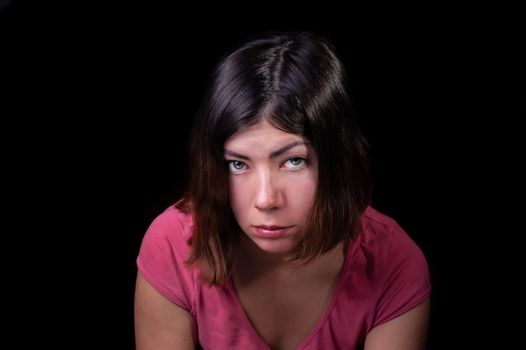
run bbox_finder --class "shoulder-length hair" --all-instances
[177,31,372,286]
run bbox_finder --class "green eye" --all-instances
[284,157,307,169]
[227,160,246,173]
[289,158,303,165]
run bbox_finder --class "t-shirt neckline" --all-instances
[225,244,354,349]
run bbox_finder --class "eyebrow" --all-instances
[224,141,308,160]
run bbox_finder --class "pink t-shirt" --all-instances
[137,205,431,349]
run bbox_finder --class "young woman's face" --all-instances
[224,119,318,256]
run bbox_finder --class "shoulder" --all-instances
[345,206,431,302]
[359,206,425,263]
[148,204,193,237]
[136,204,197,310]
[361,206,403,238]
[141,204,194,254]
[348,206,431,327]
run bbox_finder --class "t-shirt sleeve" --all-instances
[136,207,196,312]
[372,221,431,327]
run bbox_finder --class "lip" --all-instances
[252,225,292,239]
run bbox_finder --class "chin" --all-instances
[249,236,301,256]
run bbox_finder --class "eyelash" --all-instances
[226,157,308,173]
[284,157,308,170]
[227,161,246,172]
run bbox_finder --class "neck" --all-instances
[235,235,345,281]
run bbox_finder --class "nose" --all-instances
[254,172,282,211]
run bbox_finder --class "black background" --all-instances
[1,2,522,348]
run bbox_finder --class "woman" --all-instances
[135,31,431,349]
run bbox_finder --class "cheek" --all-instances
[228,179,248,220]
[291,179,317,209]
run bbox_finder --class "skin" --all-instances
[134,119,430,349]
[134,273,196,350]
[224,119,318,259]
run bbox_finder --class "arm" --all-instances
[134,272,196,350]
[364,298,430,350]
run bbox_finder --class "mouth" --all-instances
[251,225,293,238]
[254,225,290,230]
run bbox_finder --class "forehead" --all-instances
[224,120,305,149]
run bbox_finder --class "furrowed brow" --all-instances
[224,150,250,160]
[224,141,308,160]
[268,141,308,159]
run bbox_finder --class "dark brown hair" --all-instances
[177,32,372,286]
